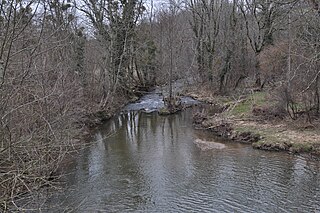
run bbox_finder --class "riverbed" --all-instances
[45,107,320,212]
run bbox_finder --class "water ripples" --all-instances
[46,110,320,212]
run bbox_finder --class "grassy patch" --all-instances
[235,125,283,143]
[291,143,314,153]
[190,86,320,155]
[234,125,260,133]
[228,92,267,116]
[231,101,252,116]
[235,122,318,153]
[250,91,267,106]
[234,122,293,149]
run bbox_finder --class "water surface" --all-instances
[46,109,320,212]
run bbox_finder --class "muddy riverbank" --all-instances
[184,84,320,157]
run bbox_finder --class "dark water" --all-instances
[46,110,320,212]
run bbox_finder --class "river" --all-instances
[45,91,320,212]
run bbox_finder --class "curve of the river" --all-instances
[46,93,320,212]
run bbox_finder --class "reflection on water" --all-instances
[47,110,320,212]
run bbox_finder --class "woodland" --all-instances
[0,0,320,210]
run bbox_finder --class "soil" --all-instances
[184,84,320,157]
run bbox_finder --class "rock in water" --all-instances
[194,139,226,151]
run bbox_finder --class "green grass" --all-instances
[291,143,314,153]
[234,125,279,140]
[235,121,316,153]
[235,122,290,142]
[251,91,267,105]
[221,92,320,154]
[228,92,267,116]
[231,101,252,115]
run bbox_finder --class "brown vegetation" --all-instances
[1,0,320,211]
[0,0,154,210]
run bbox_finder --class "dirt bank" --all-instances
[185,84,320,157]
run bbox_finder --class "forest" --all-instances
[1,0,320,210]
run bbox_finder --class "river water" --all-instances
[46,93,320,212]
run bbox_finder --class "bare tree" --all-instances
[0,0,88,210]
[237,0,292,88]
[76,0,147,107]
[188,0,223,82]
